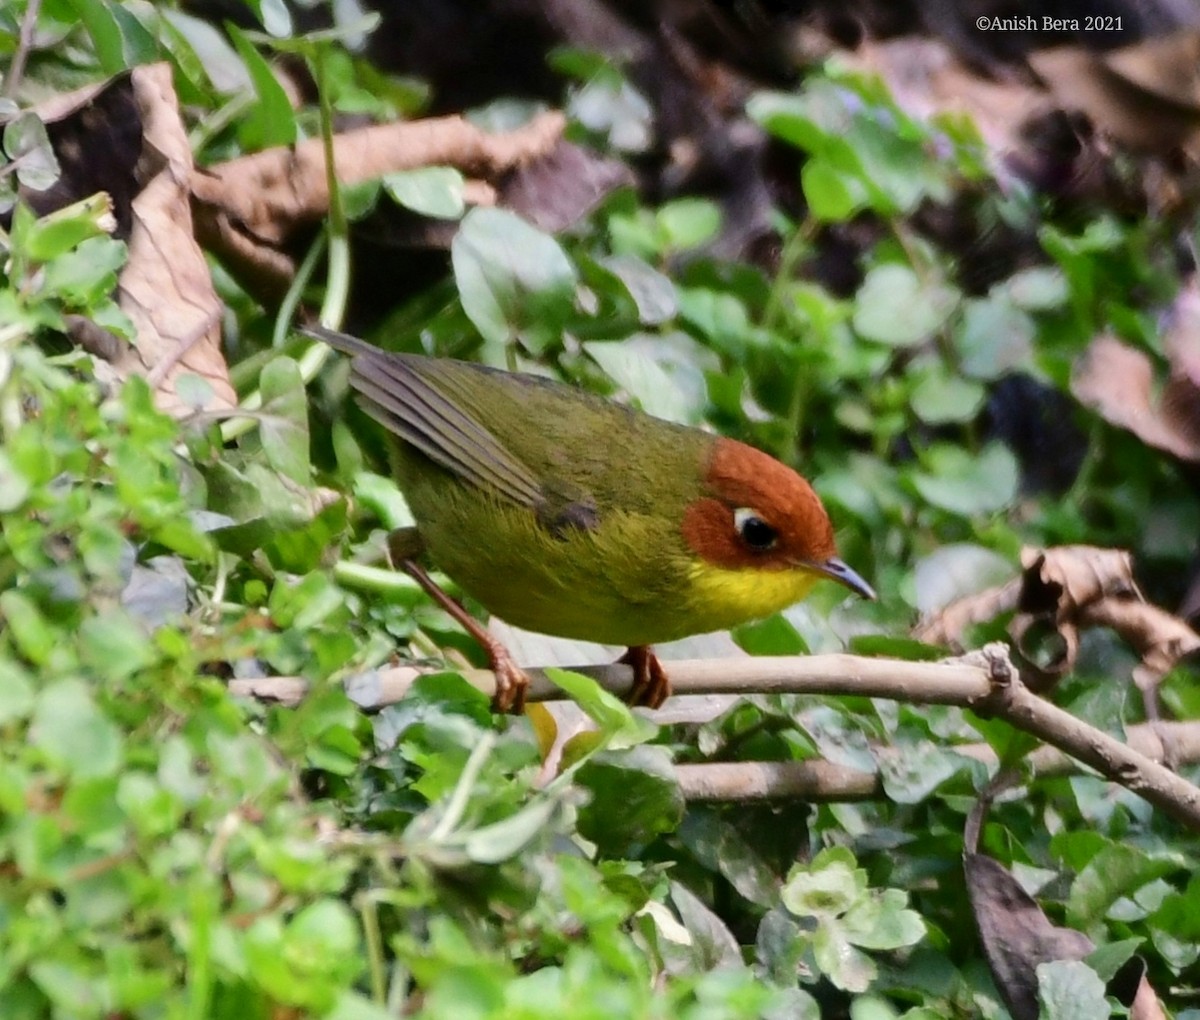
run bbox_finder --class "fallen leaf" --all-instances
[1071,332,1200,461]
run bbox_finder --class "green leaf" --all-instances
[676,287,752,358]
[909,369,985,425]
[954,296,1035,379]
[258,356,312,486]
[462,796,560,864]
[383,167,466,219]
[3,112,59,191]
[245,0,293,36]
[22,193,114,262]
[853,265,958,347]
[1084,939,1143,983]
[28,960,103,1017]
[1005,266,1068,310]
[782,850,865,921]
[64,0,125,72]
[244,900,362,1011]
[227,23,297,149]
[1,590,57,665]
[0,447,31,512]
[352,470,414,530]
[878,739,964,804]
[570,76,653,152]
[117,771,183,837]
[583,338,693,423]
[912,543,1015,615]
[30,679,123,779]
[678,809,781,906]
[451,207,577,352]
[851,994,904,1020]
[576,745,683,854]
[41,236,128,308]
[669,880,742,968]
[656,198,721,251]
[735,613,809,655]
[813,923,876,992]
[1067,844,1184,928]
[600,254,677,325]
[843,888,924,950]
[543,667,656,748]
[326,993,398,1020]
[909,443,1018,516]
[802,157,864,222]
[160,8,253,95]
[747,87,851,152]
[78,610,154,680]
[1036,960,1111,1020]
[269,571,345,630]
[0,663,34,725]
[107,1,158,64]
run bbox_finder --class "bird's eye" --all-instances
[733,507,778,551]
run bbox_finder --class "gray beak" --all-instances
[812,557,876,600]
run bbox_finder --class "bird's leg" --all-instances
[388,530,528,714]
[619,645,671,709]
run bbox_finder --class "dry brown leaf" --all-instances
[1160,276,1200,450]
[30,64,233,415]
[117,64,233,414]
[1010,545,1138,680]
[367,140,633,253]
[967,840,1165,1019]
[500,140,634,233]
[919,544,1198,704]
[913,576,1022,648]
[1132,974,1170,1020]
[1071,332,1200,461]
[966,852,1094,1020]
[1013,546,1199,706]
[1029,30,1200,153]
[190,110,567,301]
[1085,597,1200,692]
[1018,545,1142,617]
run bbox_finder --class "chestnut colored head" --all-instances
[681,438,875,598]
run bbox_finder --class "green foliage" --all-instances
[7,3,1200,1016]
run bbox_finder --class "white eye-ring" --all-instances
[733,507,778,551]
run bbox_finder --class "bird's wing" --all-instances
[341,345,545,509]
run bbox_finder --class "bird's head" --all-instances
[681,438,875,600]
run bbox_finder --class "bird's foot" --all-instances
[397,555,528,715]
[620,645,671,709]
[486,642,530,715]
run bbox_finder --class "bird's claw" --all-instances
[488,643,530,715]
[620,646,671,709]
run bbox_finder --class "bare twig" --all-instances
[231,653,993,708]
[678,720,1200,803]
[3,0,41,101]
[230,644,1200,830]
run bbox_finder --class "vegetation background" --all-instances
[3,0,1200,1017]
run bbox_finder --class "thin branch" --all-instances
[231,652,994,708]
[678,720,1200,803]
[3,0,41,101]
[230,644,1200,829]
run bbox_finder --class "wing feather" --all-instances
[310,327,544,508]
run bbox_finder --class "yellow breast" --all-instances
[678,560,822,636]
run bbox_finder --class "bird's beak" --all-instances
[808,557,876,600]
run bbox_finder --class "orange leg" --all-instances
[619,645,671,709]
[399,558,529,715]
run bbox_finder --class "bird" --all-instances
[308,325,875,713]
